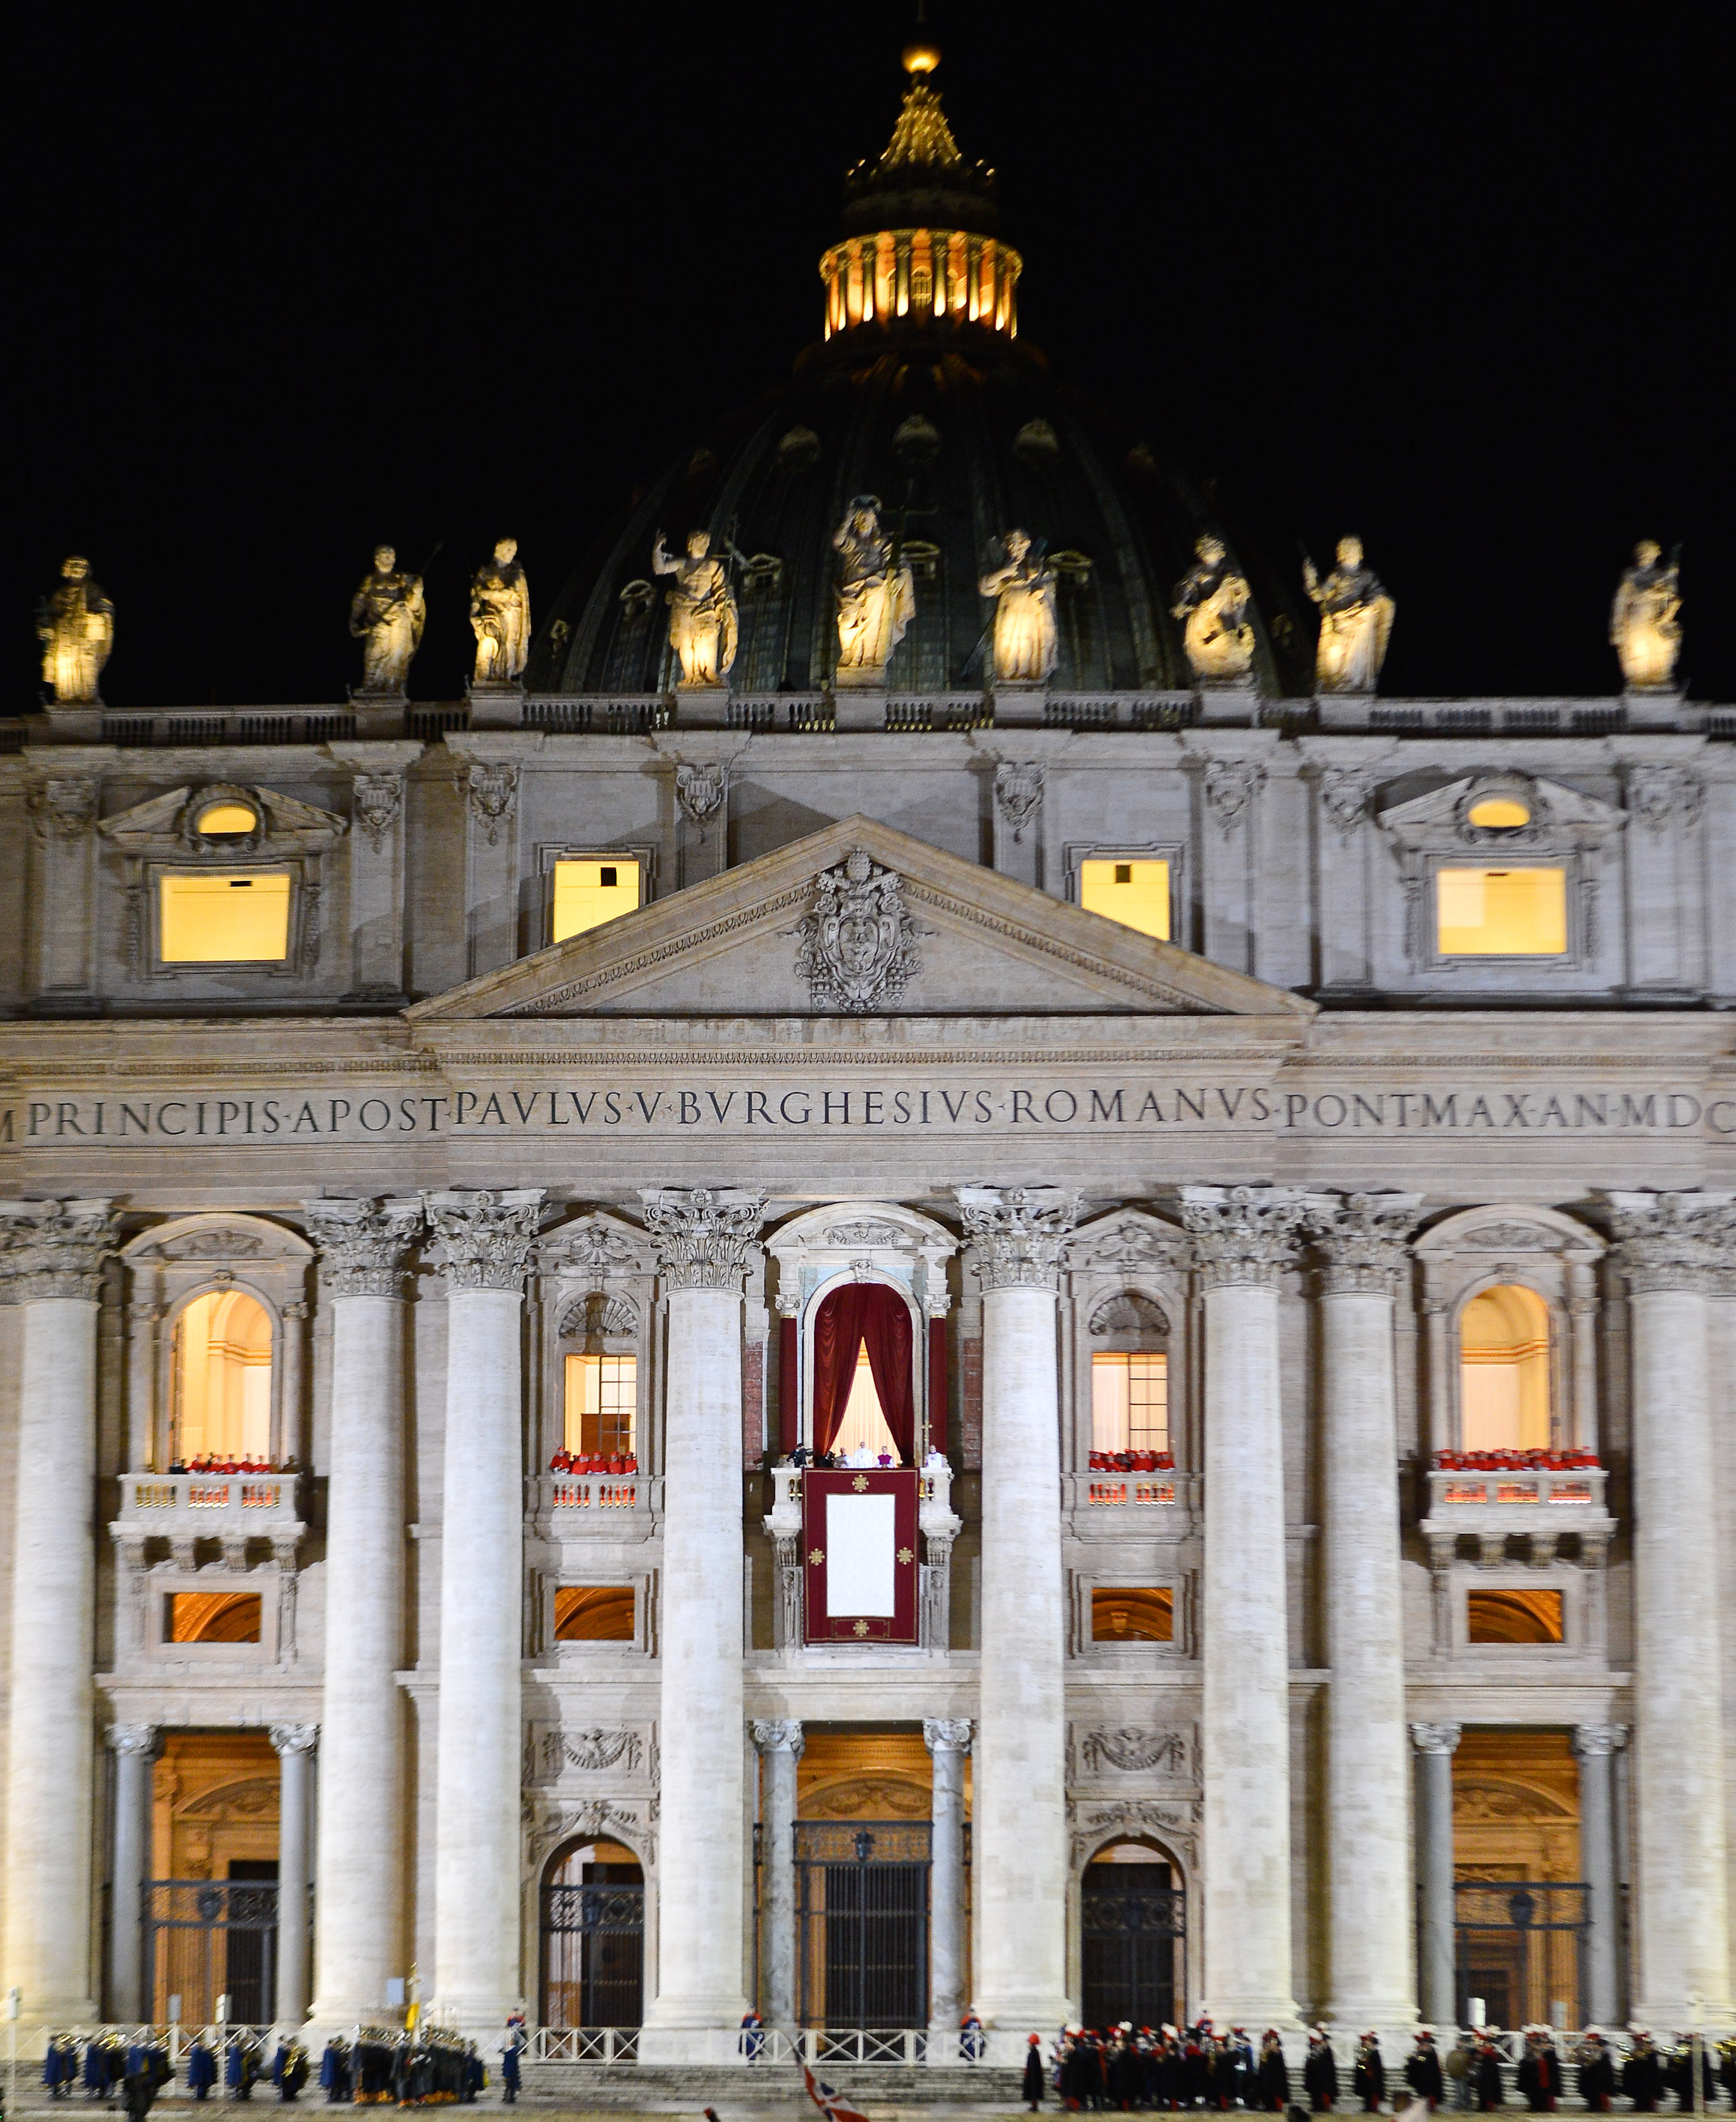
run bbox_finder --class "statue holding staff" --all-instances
[979,528,1058,684]
[469,537,532,684]
[652,529,739,686]
[832,497,914,683]
[1609,540,1682,691]
[1302,535,1395,693]
[1171,533,1255,684]
[38,555,114,703]
[349,545,426,694]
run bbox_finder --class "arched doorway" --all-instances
[1080,1840,1184,2030]
[540,1839,644,2029]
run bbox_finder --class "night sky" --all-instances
[13,2,1731,709]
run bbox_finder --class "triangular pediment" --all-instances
[407,815,1315,1023]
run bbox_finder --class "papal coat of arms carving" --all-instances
[791,847,927,1011]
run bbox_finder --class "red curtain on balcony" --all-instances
[811,1282,914,1464]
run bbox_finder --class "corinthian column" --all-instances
[638,1187,765,2063]
[1606,1188,1734,2023]
[303,1197,423,2025]
[752,1720,803,2029]
[1310,1192,1422,2031]
[424,1188,545,2027]
[956,1185,1079,2051]
[923,1718,972,2053]
[1179,1184,1306,2029]
[0,1199,119,2032]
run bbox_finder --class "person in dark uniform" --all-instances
[185,2039,218,2104]
[316,2040,349,2105]
[1718,2041,1736,2111]
[1623,2032,1664,2114]
[1408,2034,1445,2111]
[44,2034,78,2099]
[273,2042,309,2103]
[1664,2037,1713,2113]
[1474,2035,1506,2112]
[1306,2032,1341,2114]
[1576,2032,1615,2114]
[1024,2032,1048,2111]
[1353,2035,1387,2114]
[1516,2030,1560,2113]
[1258,2032,1292,2112]
[499,2021,525,2107]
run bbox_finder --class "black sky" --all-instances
[12,1,1731,708]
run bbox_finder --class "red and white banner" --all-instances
[801,1467,919,1644]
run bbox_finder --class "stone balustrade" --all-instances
[114,1469,304,1537]
[1420,1462,1614,1568]
[542,1470,663,1519]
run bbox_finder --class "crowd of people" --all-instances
[1018,2023,1736,2114]
[164,1456,300,1477]
[35,2028,505,2110]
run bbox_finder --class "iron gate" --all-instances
[1454,1880,1588,2030]
[540,1878,645,2028]
[1081,1862,1184,2031]
[795,1822,929,2029]
[144,1880,279,2026]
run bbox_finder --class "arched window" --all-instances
[172,1289,273,1464]
[540,1839,644,2029]
[811,1282,915,1466]
[1460,1284,1552,1451]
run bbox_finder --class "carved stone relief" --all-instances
[789,849,929,1012]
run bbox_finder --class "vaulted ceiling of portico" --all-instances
[407,815,1316,1025]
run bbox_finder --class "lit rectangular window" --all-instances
[1091,1587,1173,1642]
[552,858,642,944]
[564,1352,637,1459]
[159,872,291,962]
[554,1586,635,1641]
[1091,1352,1169,1454]
[1466,1589,1564,1645]
[1080,858,1170,941]
[1436,867,1567,956]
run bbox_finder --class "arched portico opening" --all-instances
[1079,1838,1185,2031]
[540,1838,645,2029]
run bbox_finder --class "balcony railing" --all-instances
[116,1471,304,1530]
[539,1471,663,1523]
[1065,1469,1192,1517]
[1420,1462,1613,1567]
[1425,1464,1608,1510]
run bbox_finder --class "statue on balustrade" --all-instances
[38,555,115,703]
[349,545,426,694]
[469,536,531,684]
[1171,533,1255,684]
[979,528,1058,684]
[832,497,914,684]
[651,528,738,686]
[1303,535,1395,693]
[1609,539,1682,691]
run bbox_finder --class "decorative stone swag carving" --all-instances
[0,1197,121,1301]
[1306,1189,1424,1294]
[955,1184,1082,1291]
[302,1196,424,1297]
[1177,1184,1306,1290]
[1080,1726,1188,1775]
[423,1188,547,1291]
[1603,1188,1736,1293]
[639,1186,766,1290]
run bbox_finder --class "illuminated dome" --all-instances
[532,57,1310,699]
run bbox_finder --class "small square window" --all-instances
[1080,858,1170,941]
[1436,867,1567,956]
[160,872,291,962]
[552,858,641,944]
[1091,1587,1173,1642]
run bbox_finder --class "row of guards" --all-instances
[37,2027,507,2108]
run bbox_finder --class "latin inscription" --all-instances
[5,1081,1734,1143]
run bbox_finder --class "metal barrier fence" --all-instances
[145,1880,279,2028]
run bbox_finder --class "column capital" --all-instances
[1179,1184,1306,1290]
[1305,1190,1423,1294]
[105,1722,162,1759]
[1603,1188,1736,1294]
[270,1720,320,1758]
[1573,1722,1628,1759]
[0,1197,121,1301]
[640,1186,766,1290]
[954,1185,1080,1291]
[751,1718,804,1758]
[303,1195,425,1297]
[1409,1720,1463,1756]
[923,1717,973,1756]
[424,1188,546,1292]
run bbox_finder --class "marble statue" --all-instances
[979,529,1057,684]
[469,537,531,685]
[832,498,914,684]
[38,556,114,703]
[349,546,426,694]
[1609,541,1681,692]
[1171,534,1255,684]
[1303,536,1395,694]
[651,529,738,686]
